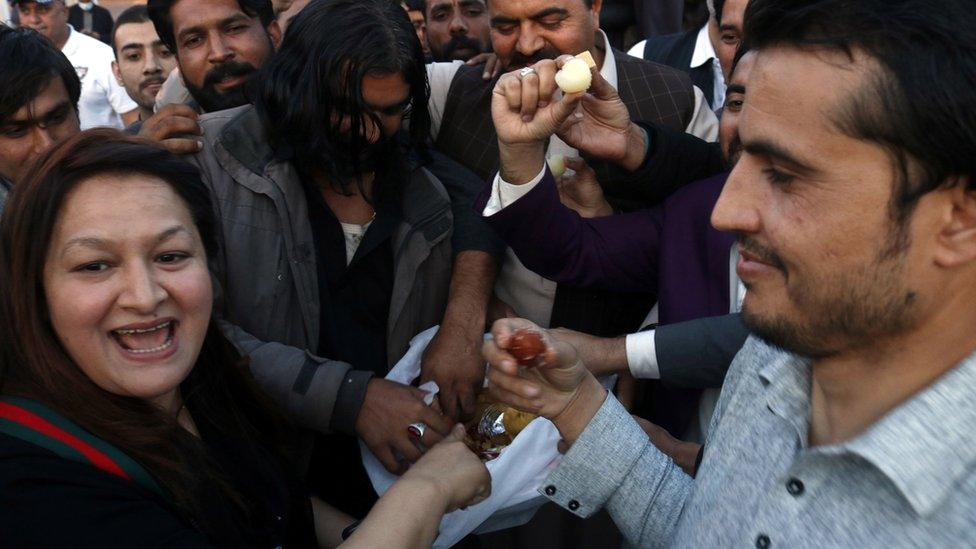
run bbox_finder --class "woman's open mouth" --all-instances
[110,320,178,357]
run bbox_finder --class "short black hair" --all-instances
[714,0,726,24]
[147,0,274,52]
[112,5,152,54]
[0,26,81,125]
[253,0,431,195]
[746,0,976,223]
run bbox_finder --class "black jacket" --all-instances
[68,4,115,45]
[643,27,717,108]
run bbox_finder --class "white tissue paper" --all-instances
[359,326,566,547]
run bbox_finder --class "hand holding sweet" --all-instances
[483,318,607,443]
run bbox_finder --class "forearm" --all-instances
[543,393,693,548]
[311,497,356,549]
[442,250,498,335]
[342,479,447,549]
[551,329,628,376]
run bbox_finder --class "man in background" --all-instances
[68,0,113,45]
[111,5,177,122]
[424,0,490,62]
[0,25,81,209]
[15,0,138,128]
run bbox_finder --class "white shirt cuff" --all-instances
[625,330,660,379]
[482,165,547,216]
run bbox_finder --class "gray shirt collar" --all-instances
[758,341,976,516]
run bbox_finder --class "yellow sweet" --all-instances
[554,58,592,93]
[547,154,567,178]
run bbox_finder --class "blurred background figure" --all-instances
[424,0,489,62]
[14,0,138,128]
[68,0,113,44]
[402,0,431,59]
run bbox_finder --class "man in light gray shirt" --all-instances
[482,0,976,546]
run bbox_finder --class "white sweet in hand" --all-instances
[547,154,567,177]
[554,58,592,94]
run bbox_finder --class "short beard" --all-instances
[743,221,918,358]
[184,61,256,113]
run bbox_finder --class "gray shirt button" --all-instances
[756,534,771,549]
[786,478,804,496]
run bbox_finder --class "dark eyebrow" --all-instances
[742,139,816,174]
[530,7,569,20]
[366,94,411,113]
[727,84,746,95]
[120,43,145,52]
[490,14,518,26]
[459,0,486,8]
[61,226,192,259]
[4,100,72,127]
[177,13,251,43]
[719,23,740,32]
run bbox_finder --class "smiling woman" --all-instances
[0,129,493,548]
[0,129,317,547]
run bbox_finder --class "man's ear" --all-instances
[590,0,602,29]
[111,60,123,86]
[267,20,283,51]
[934,176,976,268]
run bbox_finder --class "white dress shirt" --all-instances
[61,25,138,129]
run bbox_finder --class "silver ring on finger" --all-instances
[407,422,427,438]
[517,67,537,80]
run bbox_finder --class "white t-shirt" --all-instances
[61,25,138,129]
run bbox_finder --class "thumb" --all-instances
[547,91,585,128]
[444,423,467,443]
[587,67,620,101]
[562,156,588,172]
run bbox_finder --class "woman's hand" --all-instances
[401,424,491,513]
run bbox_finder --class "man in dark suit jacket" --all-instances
[427,0,718,342]
[629,0,748,112]
[68,0,113,45]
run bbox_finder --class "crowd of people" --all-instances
[0,0,974,547]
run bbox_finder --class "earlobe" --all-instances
[934,177,976,268]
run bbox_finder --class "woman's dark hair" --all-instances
[148,0,275,52]
[0,26,81,125]
[745,0,976,226]
[0,129,289,533]
[252,0,431,198]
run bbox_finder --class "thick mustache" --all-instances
[737,236,787,272]
[446,35,481,53]
[202,62,255,89]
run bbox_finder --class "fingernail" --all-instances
[522,114,533,122]
[524,386,540,397]
[538,101,548,108]
[196,141,204,151]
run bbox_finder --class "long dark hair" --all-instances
[252,0,431,199]
[0,129,290,532]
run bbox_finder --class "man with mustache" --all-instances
[485,0,976,544]
[424,0,490,62]
[111,6,177,123]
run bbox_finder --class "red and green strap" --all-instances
[0,396,164,497]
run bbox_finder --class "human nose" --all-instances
[516,24,544,57]
[144,51,163,74]
[711,154,762,234]
[449,13,468,34]
[30,127,55,155]
[117,262,168,314]
[206,33,234,64]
